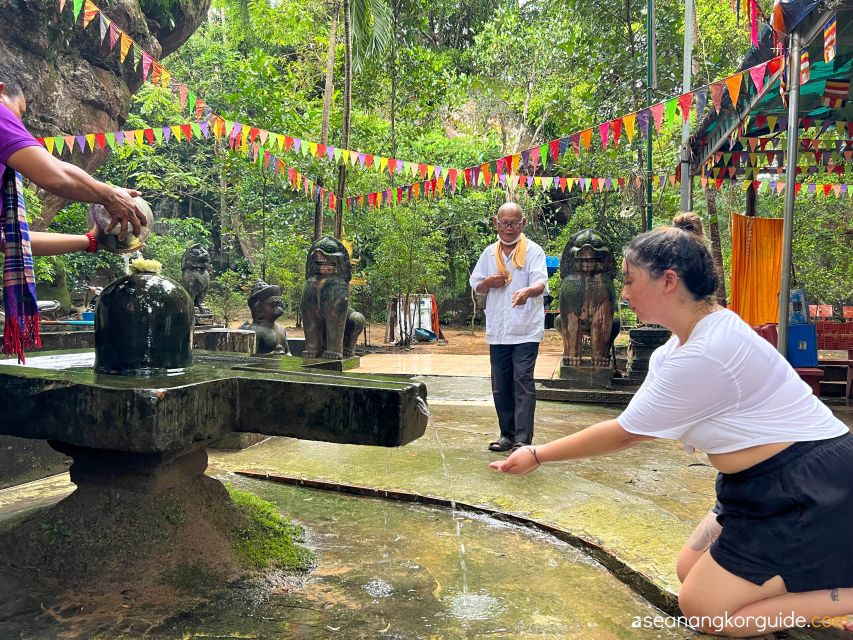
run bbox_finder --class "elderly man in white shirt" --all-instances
[469,202,549,453]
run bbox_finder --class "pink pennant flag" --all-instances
[60,0,67,11]
[142,52,152,80]
[650,103,665,133]
[749,62,768,95]
[599,122,610,150]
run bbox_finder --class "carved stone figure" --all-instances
[301,236,365,359]
[241,280,291,355]
[559,229,620,368]
[180,244,212,312]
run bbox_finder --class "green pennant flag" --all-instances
[300,141,309,157]
[665,98,678,125]
[333,147,342,163]
[191,123,202,138]
[133,45,142,71]
[723,153,732,165]
[153,127,163,144]
[73,0,83,20]
[105,132,116,150]
[55,136,65,155]
[539,144,549,165]
[187,93,196,115]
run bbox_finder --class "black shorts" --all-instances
[710,433,853,593]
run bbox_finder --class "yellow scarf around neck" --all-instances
[494,233,527,284]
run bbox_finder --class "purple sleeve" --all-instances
[0,104,40,168]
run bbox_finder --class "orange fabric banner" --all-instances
[729,212,783,327]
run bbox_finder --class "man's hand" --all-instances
[489,447,540,475]
[512,287,532,307]
[479,274,508,291]
[102,187,145,241]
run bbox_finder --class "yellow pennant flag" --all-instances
[379,157,388,173]
[510,154,520,174]
[276,134,284,150]
[170,125,182,142]
[427,165,435,178]
[309,141,317,157]
[44,137,55,154]
[534,176,542,186]
[83,0,98,27]
[624,113,636,142]
[160,69,170,88]
[437,176,445,195]
[342,150,350,164]
[119,33,132,63]
[134,130,143,146]
[767,116,778,132]
[85,133,96,151]
[566,177,576,191]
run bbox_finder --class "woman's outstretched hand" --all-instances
[489,446,540,475]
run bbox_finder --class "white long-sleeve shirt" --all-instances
[469,239,549,345]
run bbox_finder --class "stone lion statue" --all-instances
[301,236,366,359]
[559,229,620,368]
[180,243,212,312]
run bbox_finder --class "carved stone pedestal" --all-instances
[557,364,615,389]
[626,326,672,383]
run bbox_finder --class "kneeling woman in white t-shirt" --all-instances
[490,213,852,636]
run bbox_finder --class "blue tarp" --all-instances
[772,0,820,33]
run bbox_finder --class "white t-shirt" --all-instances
[468,239,549,345]
[618,308,847,454]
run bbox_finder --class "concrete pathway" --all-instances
[354,352,562,380]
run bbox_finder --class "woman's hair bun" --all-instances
[672,212,705,238]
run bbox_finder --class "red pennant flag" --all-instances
[180,124,192,140]
[767,56,783,76]
[284,136,294,152]
[95,132,106,149]
[824,184,832,197]
[559,177,567,192]
[549,139,560,163]
[464,168,472,186]
[388,158,397,173]
[316,143,326,158]
[143,128,154,144]
[612,118,623,146]
[678,92,693,122]
[794,183,802,195]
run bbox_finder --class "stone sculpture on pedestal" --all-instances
[241,280,291,355]
[558,229,620,386]
[180,243,213,317]
[301,236,365,360]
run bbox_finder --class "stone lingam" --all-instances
[0,261,427,625]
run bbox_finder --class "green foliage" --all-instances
[206,270,248,325]
[227,487,313,571]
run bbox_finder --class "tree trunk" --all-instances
[315,3,340,241]
[335,0,352,239]
[705,187,728,307]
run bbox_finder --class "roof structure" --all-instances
[689,3,853,174]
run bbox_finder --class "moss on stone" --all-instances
[161,560,226,597]
[227,487,314,571]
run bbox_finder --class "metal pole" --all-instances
[778,31,801,358]
[646,0,655,230]
[679,0,694,212]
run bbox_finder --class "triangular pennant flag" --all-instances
[152,127,163,145]
[105,131,116,150]
[623,113,636,142]
[695,87,708,117]
[120,33,132,63]
[599,122,610,150]
[611,118,623,146]
[710,82,724,113]
[650,103,665,133]
[55,136,67,155]
[132,46,142,71]
[99,12,109,43]
[767,116,778,132]
[76,135,86,152]
[108,23,119,51]
[678,92,693,122]
[749,62,767,95]
[725,73,742,107]
[60,0,67,12]
[44,137,55,155]
[580,128,592,150]
[73,0,83,20]
[664,98,678,125]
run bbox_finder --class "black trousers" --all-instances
[489,342,539,445]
